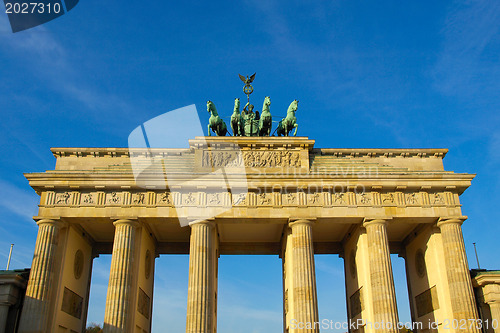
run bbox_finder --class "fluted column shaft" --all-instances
[489,303,500,333]
[290,220,319,333]
[104,219,140,333]
[186,221,217,333]
[363,219,399,333]
[0,304,9,331]
[438,219,480,333]
[18,219,62,333]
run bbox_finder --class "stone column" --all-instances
[18,219,62,333]
[103,219,140,333]
[289,219,319,332]
[363,219,399,333]
[0,303,9,332]
[437,218,480,332]
[186,220,218,333]
[489,303,500,333]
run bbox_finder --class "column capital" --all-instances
[188,218,215,227]
[362,217,390,228]
[112,218,140,228]
[288,218,316,228]
[35,218,63,228]
[437,216,467,228]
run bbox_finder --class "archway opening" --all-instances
[315,254,347,333]
[86,254,111,329]
[152,254,189,332]
[217,255,283,333]
[391,254,412,327]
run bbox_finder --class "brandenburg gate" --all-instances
[17,136,482,333]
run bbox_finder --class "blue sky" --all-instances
[0,1,499,332]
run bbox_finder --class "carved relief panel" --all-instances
[41,189,456,210]
[202,150,302,168]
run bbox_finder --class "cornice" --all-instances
[473,273,500,287]
[50,146,449,159]
[312,148,448,159]
[24,171,476,182]
[50,147,193,158]
[189,136,315,150]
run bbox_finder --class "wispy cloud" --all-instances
[243,1,363,106]
[244,0,421,150]
[0,240,35,268]
[432,0,500,101]
[0,179,39,221]
[315,256,344,278]
[0,16,142,126]
[219,303,282,322]
[218,303,282,333]
[152,285,188,332]
[0,179,39,268]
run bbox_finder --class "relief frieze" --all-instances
[55,191,71,205]
[430,193,445,205]
[202,150,301,168]
[61,287,83,319]
[406,192,420,205]
[333,193,346,205]
[157,192,173,206]
[132,192,145,205]
[137,288,151,320]
[81,193,94,205]
[232,193,247,206]
[106,192,122,205]
[382,193,396,205]
[283,192,297,206]
[43,190,454,209]
[307,192,322,206]
[258,193,272,206]
[415,286,440,317]
[182,192,197,206]
[357,193,372,205]
[208,193,223,206]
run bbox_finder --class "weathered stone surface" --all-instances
[186,220,218,333]
[17,136,484,333]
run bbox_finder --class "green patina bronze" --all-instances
[239,73,256,102]
[207,74,299,137]
[241,102,260,136]
[259,96,272,136]
[230,98,242,136]
[276,100,299,137]
[207,100,228,136]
